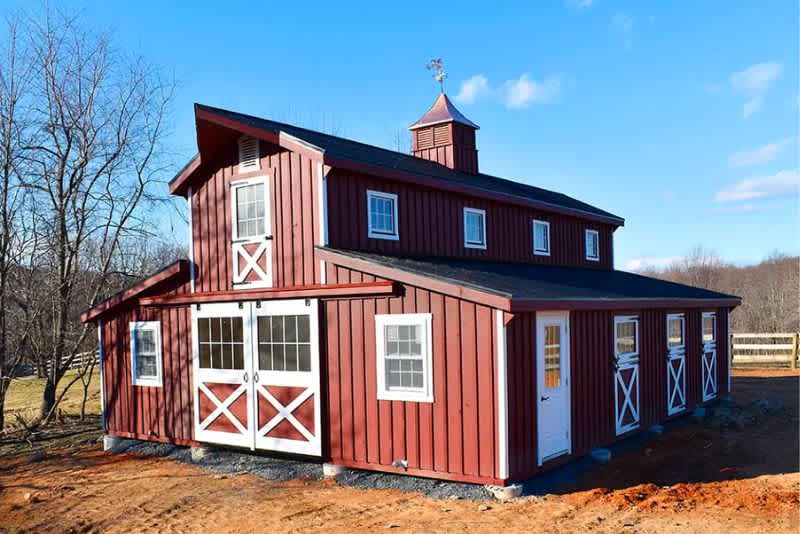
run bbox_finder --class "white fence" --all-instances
[46,350,99,372]
[731,333,799,368]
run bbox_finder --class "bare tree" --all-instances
[13,9,175,422]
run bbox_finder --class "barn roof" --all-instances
[172,104,624,226]
[318,248,741,311]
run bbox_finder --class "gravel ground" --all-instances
[114,439,490,499]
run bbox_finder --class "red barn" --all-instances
[82,94,740,487]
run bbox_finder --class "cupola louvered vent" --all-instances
[238,136,260,172]
[433,125,451,145]
[416,128,434,149]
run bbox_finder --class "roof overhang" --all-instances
[317,247,741,312]
[169,105,624,227]
[81,260,191,323]
[138,281,397,307]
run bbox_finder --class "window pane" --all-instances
[668,318,684,348]
[703,316,715,342]
[285,316,297,342]
[272,344,285,371]
[199,344,211,368]
[259,343,272,371]
[544,325,561,388]
[135,330,155,354]
[615,320,637,356]
[197,316,245,371]
[297,315,310,342]
[298,345,311,372]
[271,316,284,342]
[233,344,244,370]
[285,344,298,371]
[198,318,210,342]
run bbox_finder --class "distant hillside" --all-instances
[636,248,798,333]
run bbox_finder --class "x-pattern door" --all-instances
[614,316,640,435]
[702,312,718,402]
[666,314,686,416]
[252,300,321,456]
[193,299,320,455]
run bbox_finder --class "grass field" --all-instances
[4,369,101,424]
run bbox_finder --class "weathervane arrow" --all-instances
[426,58,447,93]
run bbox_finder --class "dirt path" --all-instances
[0,370,798,533]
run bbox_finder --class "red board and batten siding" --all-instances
[190,140,322,293]
[324,263,503,485]
[326,170,614,269]
[506,307,732,482]
[99,278,197,446]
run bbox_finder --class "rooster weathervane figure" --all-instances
[426,58,447,93]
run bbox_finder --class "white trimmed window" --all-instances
[367,190,399,240]
[463,207,487,249]
[702,312,716,344]
[130,321,162,387]
[585,229,600,261]
[667,314,685,351]
[375,313,433,402]
[238,136,260,172]
[614,316,639,360]
[532,219,550,256]
[231,179,269,241]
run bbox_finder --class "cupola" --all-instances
[409,93,479,174]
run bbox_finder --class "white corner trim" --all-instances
[495,309,509,479]
[317,161,329,246]
[97,322,106,430]
[188,187,195,294]
[129,321,163,387]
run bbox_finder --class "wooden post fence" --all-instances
[731,333,799,369]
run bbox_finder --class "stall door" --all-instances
[193,299,321,455]
[536,312,571,465]
[252,299,321,456]
[666,313,687,415]
[614,316,640,435]
[701,312,718,401]
[193,303,254,448]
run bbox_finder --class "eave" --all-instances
[81,260,191,323]
[138,281,397,307]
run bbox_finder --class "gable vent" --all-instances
[238,136,260,172]
[433,125,450,146]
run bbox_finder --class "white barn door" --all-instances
[701,312,718,401]
[614,316,640,435]
[666,314,687,415]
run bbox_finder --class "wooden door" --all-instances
[536,312,571,465]
[702,312,718,401]
[193,302,254,449]
[252,299,322,456]
[666,314,687,415]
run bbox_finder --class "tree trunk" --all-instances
[0,388,6,431]
[39,377,56,420]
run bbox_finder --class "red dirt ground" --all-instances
[0,369,798,533]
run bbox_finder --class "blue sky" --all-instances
[7,0,797,269]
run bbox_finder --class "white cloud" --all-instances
[499,74,561,109]
[566,0,596,9]
[454,74,490,104]
[714,169,799,203]
[626,257,680,271]
[612,12,635,48]
[454,73,562,110]
[729,62,782,118]
[729,137,793,167]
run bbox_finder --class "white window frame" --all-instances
[238,135,261,173]
[367,190,399,241]
[130,321,162,387]
[702,312,716,345]
[231,177,271,242]
[667,313,686,354]
[585,229,600,262]
[614,315,639,362]
[463,207,487,250]
[375,313,433,402]
[532,219,551,256]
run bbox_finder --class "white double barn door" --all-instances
[192,299,321,456]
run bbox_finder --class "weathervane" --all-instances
[426,58,447,93]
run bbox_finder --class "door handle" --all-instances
[253,372,259,383]
[541,395,550,401]
[243,372,248,383]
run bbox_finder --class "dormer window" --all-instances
[367,190,399,240]
[532,219,550,256]
[232,179,269,241]
[585,229,600,261]
[463,207,486,249]
[238,136,260,173]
